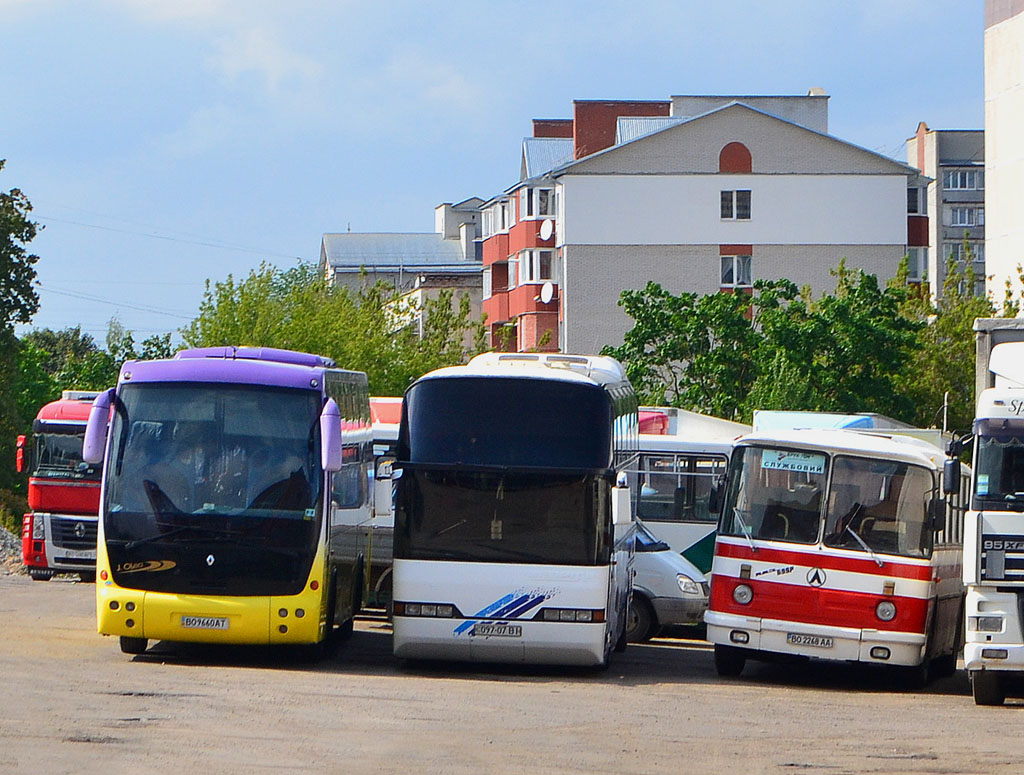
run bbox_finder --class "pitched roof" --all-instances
[521,137,574,180]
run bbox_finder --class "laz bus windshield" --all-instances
[974,418,1024,510]
[103,382,323,596]
[401,376,613,469]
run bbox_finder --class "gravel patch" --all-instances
[1,525,26,575]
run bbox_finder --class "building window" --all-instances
[507,257,518,290]
[949,206,984,227]
[907,187,927,215]
[906,247,927,282]
[721,255,752,288]
[943,169,984,190]
[519,188,554,220]
[721,190,751,220]
[518,249,557,284]
[944,241,985,264]
[482,267,492,300]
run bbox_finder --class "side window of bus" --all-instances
[332,461,364,509]
[637,454,725,523]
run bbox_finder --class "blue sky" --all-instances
[0,0,984,343]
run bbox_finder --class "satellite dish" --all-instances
[539,219,554,241]
[540,281,554,304]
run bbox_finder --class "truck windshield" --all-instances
[103,382,323,596]
[974,418,1024,510]
[719,446,827,544]
[33,431,99,481]
[823,456,933,559]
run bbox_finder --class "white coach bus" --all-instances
[391,353,638,667]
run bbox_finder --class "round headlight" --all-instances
[733,583,753,605]
[876,600,897,622]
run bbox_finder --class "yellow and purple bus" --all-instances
[82,346,372,657]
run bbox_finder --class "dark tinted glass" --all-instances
[34,433,100,481]
[402,377,613,469]
[395,467,611,565]
[103,382,323,595]
[975,419,1024,509]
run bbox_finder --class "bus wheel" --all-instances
[625,594,657,642]
[28,568,54,581]
[714,644,746,677]
[971,670,1006,706]
[900,661,930,690]
[78,572,95,583]
[119,636,148,655]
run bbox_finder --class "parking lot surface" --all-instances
[1,574,1022,774]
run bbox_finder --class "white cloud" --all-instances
[210,26,322,93]
[149,104,239,159]
[383,52,482,113]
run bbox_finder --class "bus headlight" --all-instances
[733,584,753,605]
[677,575,703,596]
[969,615,1004,633]
[875,601,897,622]
[32,516,45,540]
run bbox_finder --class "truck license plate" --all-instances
[181,616,229,630]
[786,632,833,649]
[473,623,522,638]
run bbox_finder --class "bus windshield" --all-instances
[103,382,323,596]
[823,456,933,559]
[719,446,827,544]
[974,418,1024,510]
[395,466,611,565]
[402,377,613,469]
[33,431,99,480]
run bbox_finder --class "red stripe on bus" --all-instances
[709,575,930,633]
[714,540,933,581]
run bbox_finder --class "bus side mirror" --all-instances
[15,435,25,473]
[82,389,114,464]
[942,458,961,496]
[320,398,343,473]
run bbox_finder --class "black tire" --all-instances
[971,670,1006,706]
[625,594,657,643]
[931,651,958,680]
[714,644,747,677]
[119,636,148,655]
[78,571,95,583]
[28,568,54,581]
[900,660,931,690]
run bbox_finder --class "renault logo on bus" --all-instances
[74,522,86,539]
[806,568,827,587]
[206,554,215,567]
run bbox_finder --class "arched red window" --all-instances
[719,142,752,173]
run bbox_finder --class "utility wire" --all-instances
[36,283,195,320]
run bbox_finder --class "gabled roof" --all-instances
[616,116,685,144]
[521,137,574,180]
[321,233,471,270]
[550,101,919,178]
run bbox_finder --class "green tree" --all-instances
[0,159,40,329]
[20,326,98,376]
[181,262,486,395]
[607,264,920,423]
[897,249,997,433]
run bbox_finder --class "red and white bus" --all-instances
[706,427,968,684]
[18,391,102,581]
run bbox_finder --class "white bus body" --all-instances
[392,353,637,667]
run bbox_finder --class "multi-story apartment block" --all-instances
[985,0,1024,302]
[906,123,985,298]
[479,92,924,354]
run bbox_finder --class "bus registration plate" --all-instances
[181,615,229,630]
[786,632,833,649]
[473,623,522,638]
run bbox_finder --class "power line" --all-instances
[34,214,309,261]
[36,283,195,320]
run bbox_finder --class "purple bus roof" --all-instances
[119,347,357,391]
[175,346,335,368]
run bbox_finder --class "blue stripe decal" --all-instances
[503,595,546,620]
[453,592,518,635]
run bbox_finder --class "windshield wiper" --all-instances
[732,508,758,553]
[120,523,237,551]
[843,522,884,567]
